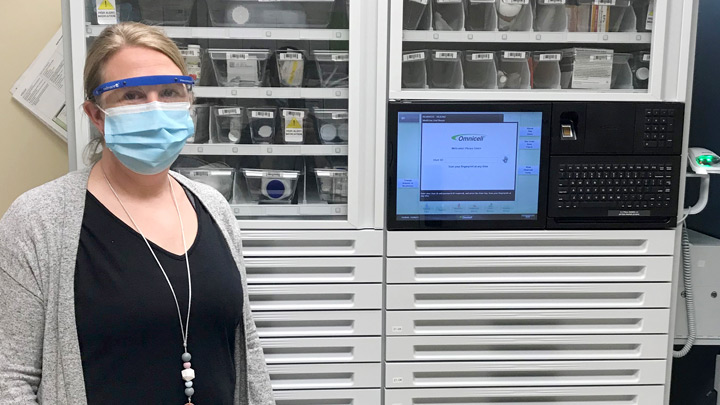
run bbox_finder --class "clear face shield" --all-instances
[92,75,195,109]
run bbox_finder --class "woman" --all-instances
[0,22,274,405]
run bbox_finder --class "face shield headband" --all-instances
[92,75,195,99]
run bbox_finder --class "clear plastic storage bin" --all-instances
[433,0,465,31]
[313,109,349,145]
[138,0,195,26]
[312,51,349,88]
[531,51,562,89]
[466,0,498,31]
[534,0,568,32]
[496,0,533,31]
[631,50,650,89]
[404,0,431,30]
[428,50,463,89]
[497,51,531,89]
[242,169,301,203]
[567,0,636,32]
[209,49,270,87]
[180,45,202,82]
[281,108,309,144]
[463,51,498,89]
[207,0,335,28]
[560,47,613,89]
[402,50,428,89]
[211,106,245,143]
[315,168,348,203]
[247,107,277,144]
[611,52,633,89]
[276,50,306,87]
[177,166,235,202]
[188,104,210,144]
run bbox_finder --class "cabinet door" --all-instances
[260,337,381,363]
[387,230,675,257]
[268,363,381,390]
[253,310,382,337]
[387,256,673,283]
[386,283,672,310]
[384,386,666,405]
[385,335,669,361]
[272,389,381,405]
[386,308,671,336]
[249,284,382,311]
[246,257,383,284]
[385,360,667,388]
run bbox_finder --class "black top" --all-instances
[75,189,243,405]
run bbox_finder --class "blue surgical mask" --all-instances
[99,101,195,175]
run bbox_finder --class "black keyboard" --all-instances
[548,156,681,225]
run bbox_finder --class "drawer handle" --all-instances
[416,239,646,249]
[413,317,642,332]
[244,240,355,248]
[413,369,639,382]
[255,320,356,336]
[263,347,355,362]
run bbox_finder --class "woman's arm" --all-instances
[0,201,45,404]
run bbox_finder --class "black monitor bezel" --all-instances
[386,101,551,231]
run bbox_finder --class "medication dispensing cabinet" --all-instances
[61,0,698,403]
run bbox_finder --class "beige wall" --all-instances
[0,2,69,216]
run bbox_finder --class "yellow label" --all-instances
[287,118,302,129]
[99,0,115,10]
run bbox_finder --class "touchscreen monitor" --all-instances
[387,102,550,230]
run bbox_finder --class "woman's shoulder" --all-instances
[1,169,90,232]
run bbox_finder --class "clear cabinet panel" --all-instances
[85,0,353,224]
[394,0,657,97]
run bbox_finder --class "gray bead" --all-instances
[185,388,195,397]
[182,352,192,362]
[185,381,193,388]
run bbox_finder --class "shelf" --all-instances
[402,30,652,44]
[181,144,348,156]
[86,25,349,41]
[390,89,656,102]
[193,86,349,99]
[231,203,347,217]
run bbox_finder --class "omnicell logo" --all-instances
[451,134,486,141]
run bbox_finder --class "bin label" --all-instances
[542,0,565,4]
[503,0,529,4]
[403,52,425,62]
[331,53,350,62]
[503,51,527,59]
[437,0,462,3]
[284,110,305,143]
[280,52,303,61]
[539,53,561,61]
[410,0,429,4]
[96,0,117,25]
[252,111,274,119]
[594,0,616,4]
[642,53,651,62]
[590,54,612,62]
[218,108,242,116]
[435,51,458,59]
[332,111,349,119]
[471,52,493,61]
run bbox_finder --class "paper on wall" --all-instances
[10,28,68,142]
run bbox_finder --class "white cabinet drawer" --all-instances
[385,360,667,388]
[254,311,382,337]
[384,386,665,405]
[273,389,381,405]
[245,257,383,284]
[260,337,381,364]
[387,230,675,257]
[385,335,669,361]
[241,230,383,257]
[268,363,381,390]
[387,257,673,283]
[386,309,671,336]
[249,285,382,311]
[386,283,672,310]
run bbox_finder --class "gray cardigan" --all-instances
[0,168,275,405]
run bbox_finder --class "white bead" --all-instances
[182,368,195,381]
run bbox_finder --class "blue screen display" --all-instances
[396,111,543,221]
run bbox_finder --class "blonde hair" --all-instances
[84,22,189,164]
